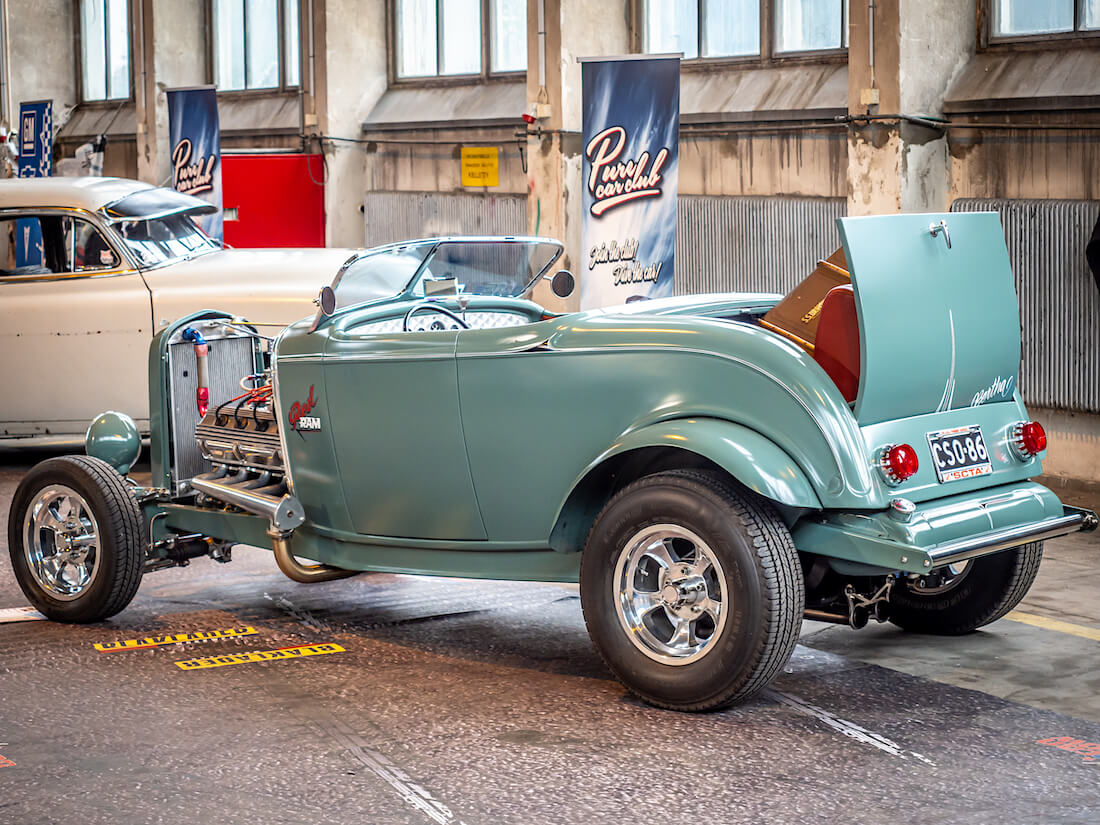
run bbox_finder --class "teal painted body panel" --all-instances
[323,323,486,540]
[792,481,1064,574]
[838,212,1021,425]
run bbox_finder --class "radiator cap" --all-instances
[86,411,141,476]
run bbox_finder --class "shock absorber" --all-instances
[181,327,210,417]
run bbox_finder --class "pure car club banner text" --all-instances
[167,86,223,242]
[580,55,679,309]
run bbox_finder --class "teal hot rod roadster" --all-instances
[9,213,1097,711]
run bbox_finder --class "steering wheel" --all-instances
[402,302,471,332]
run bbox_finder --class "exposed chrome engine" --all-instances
[196,394,283,473]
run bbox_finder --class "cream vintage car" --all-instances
[0,176,357,443]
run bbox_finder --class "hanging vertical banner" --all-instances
[167,86,223,242]
[580,55,679,309]
[15,100,52,267]
[17,100,52,178]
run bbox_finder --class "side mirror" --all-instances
[316,285,336,317]
[550,269,575,298]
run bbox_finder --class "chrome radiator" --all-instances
[167,330,259,492]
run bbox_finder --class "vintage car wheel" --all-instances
[580,470,804,712]
[8,456,144,623]
[888,542,1043,635]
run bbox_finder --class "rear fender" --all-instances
[549,418,820,553]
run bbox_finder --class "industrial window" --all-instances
[394,0,527,79]
[80,0,131,101]
[212,0,300,91]
[990,0,1100,38]
[642,0,847,59]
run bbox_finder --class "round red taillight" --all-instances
[880,443,919,485]
[1016,420,1047,457]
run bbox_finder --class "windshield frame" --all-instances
[315,236,565,329]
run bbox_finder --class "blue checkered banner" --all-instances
[580,56,680,309]
[17,100,52,178]
[16,100,52,267]
[167,86,223,242]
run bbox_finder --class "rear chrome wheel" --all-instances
[614,524,727,665]
[9,456,144,623]
[581,470,803,712]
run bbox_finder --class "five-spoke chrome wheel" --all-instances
[614,524,727,665]
[9,456,144,622]
[23,485,102,601]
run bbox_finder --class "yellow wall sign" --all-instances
[175,643,345,670]
[461,146,499,187]
[94,626,258,651]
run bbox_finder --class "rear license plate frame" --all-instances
[926,425,993,484]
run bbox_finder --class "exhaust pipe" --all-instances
[268,529,358,583]
[191,471,305,532]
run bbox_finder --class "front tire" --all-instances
[888,542,1043,635]
[580,470,803,712]
[8,456,144,623]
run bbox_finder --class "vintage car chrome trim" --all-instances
[269,326,296,494]
[926,506,1095,567]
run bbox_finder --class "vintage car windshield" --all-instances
[331,239,562,311]
[332,245,435,310]
[113,213,219,267]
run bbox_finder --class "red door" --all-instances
[221,154,325,248]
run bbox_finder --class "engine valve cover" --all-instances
[196,401,283,472]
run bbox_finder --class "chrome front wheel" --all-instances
[23,485,102,601]
[9,456,144,623]
[614,524,727,665]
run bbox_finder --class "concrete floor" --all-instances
[1,450,1098,825]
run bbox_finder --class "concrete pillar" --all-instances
[525,0,629,309]
[319,0,387,248]
[846,0,975,216]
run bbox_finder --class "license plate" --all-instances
[926,425,993,483]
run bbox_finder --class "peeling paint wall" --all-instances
[950,129,1100,202]
[680,131,846,198]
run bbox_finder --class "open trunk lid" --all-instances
[837,212,1021,426]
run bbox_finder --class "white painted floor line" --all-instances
[766,689,936,766]
[0,606,46,623]
[314,717,467,825]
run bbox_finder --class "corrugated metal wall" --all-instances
[364,192,527,247]
[952,199,1100,414]
[675,196,847,295]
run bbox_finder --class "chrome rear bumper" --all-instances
[926,505,1097,568]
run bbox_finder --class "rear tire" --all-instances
[580,470,803,712]
[888,542,1043,635]
[8,456,144,623]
